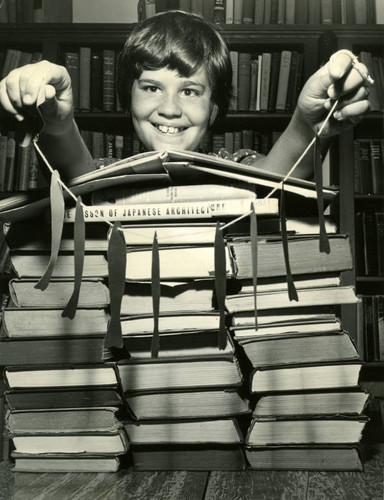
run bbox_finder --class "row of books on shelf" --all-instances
[357,52,384,113]
[230,49,303,112]
[357,294,384,363]
[0,134,41,193]
[139,0,384,25]
[354,138,384,195]
[355,211,384,277]
[1,0,383,25]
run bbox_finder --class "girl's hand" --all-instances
[0,60,74,134]
[296,49,371,137]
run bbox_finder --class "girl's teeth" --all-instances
[157,125,181,134]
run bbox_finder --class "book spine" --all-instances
[370,139,384,194]
[102,49,116,112]
[254,0,265,23]
[229,51,239,110]
[238,52,251,111]
[260,53,272,112]
[202,0,215,21]
[375,212,384,276]
[27,147,39,190]
[5,132,16,192]
[233,0,243,23]
[0,135,7,192]
[64,198,278,222]
[16,144,31,191]
[242,0,255,23]
[275,50,291,111]
[249,58,259,111]
[225,0,234,23]
[79,47,91,112]
[64,51,79,111]
[321,0,333,24]
[354,0,367,24]
[285,0,295,23]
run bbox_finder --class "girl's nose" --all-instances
[157,93,182,118]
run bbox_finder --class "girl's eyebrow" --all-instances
[138,77,206,89]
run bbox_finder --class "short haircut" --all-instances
[117,10,233,124]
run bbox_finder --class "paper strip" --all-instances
[151,232,160,358]
[35,170,64,291]
[104,221,126,355]
[314,131,330,253]
[62,196,85,319]
[215,222,227,349]
[280,182,298,302]
[250,203,258,329]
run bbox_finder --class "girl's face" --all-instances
[130,66,217,151]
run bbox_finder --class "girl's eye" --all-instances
[181,88,199,97]
[143,86,160,93]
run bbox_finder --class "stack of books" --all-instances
[224,226,369,471]
[0,150,353,472]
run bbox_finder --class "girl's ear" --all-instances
[209,104,219,126]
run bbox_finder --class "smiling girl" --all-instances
[0,10,371,181]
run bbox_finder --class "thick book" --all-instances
[245,445,363,471]
[253,391,369,417]
[0,306,109,338]
[245,415,368,446]
[5,388,123,411]
[236,330,359,369]
[229,234,353,279]
[0,330,235,365]
[12,456,122,473]
[9,253,108,279]
[11,430,128,456]
[131,444,246,471]
[125,389,250,420]
[4,366,118,390]
[225,285,359,313]
[7,278,110,309]
[250,362,363,393]
[120,281,216,315]
[124,418,242,445]
[6,407,122,435]
[117,357,243,393]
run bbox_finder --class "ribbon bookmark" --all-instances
[62,196,85,319]
[250,203,258,330]
[104,221,127,360]
[214,222,227,350]
[280,182,298,302]
[35,170,64,291]
[314,130,330,254]
[151,232,160,358]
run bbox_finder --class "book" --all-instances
[236,330,360,368]
[90,49,103,111]
[1,306,110,337]
[253,391,370,417]
[11,430,128,456]
[250,362,363,393]
[113,222,220,246]
[237,274,342,295]
[72,0,138,23]
[355,212,378,276]
[231,310,339,328]
[229,234,353,279]
[0,48,21,78]
[275,50,292,111]
[225,286,360,313]
[259,52,272,112]
[117,358,243,393]
[7,278,110,309]
[370,139,384,194]
[120,280,217,315]
[64,51,79,111]
[42,0,72,22]
[5,131,16,192]
[0,134,8,191]
[12,456,122,473]
[131,444,246,470]
[245,416,368,445]
[79,47,91,111]
[376,212,384,276]
[245,445,363,471]
[102,49,115,112]
[237,52,251,110]
[124,418,243,444]
[0,331,235,365]
[125,389,249,420]
[5,388,123,410]
[250,215,338,235]
[4,366,118,390]
[9,253,108,279]
[6,407,122,435]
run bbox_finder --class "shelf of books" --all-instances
[0,149,374,472]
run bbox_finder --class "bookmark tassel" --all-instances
[104,221,127,361]
[314,130,330,254]
[62,196,85,319]
[280,182,298,302]
[214,222,227,350]
[35,170,64,291]
[250,203,258,330]
[151,232,160,358]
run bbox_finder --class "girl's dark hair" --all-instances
[117,10,232,124]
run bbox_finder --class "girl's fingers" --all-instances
[332,99,371,121]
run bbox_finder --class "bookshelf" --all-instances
[0,21,383,350]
